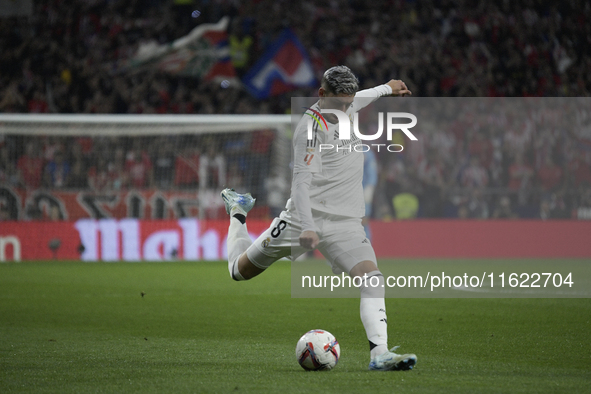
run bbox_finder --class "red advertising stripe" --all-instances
[0,219,271,262]
[0,222,82,260]
[1,220,590,262]
[370,220,591,258]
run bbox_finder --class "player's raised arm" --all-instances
[352,79,411,112]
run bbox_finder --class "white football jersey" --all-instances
[288,85,391,219]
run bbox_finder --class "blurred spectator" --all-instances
[68,160,88,189]
[383,156,407,205]
[109,147,128,191]
[538,196,569,221]
[88,158,112,192]
[467,129,493,169]
[170,87,193,114]
[266,175,289,218]
[247,129,275,201]
[461,157,489,188]
[457,204,470,219]
[153,141,175,189]
[174,146,200,189]
[43,137,63,162]
[198,141,227,219]
[417,153,445,217]
[27,91,49,113]
[392,193,419,220]
[536,156,563,192]
[0,206,10,221]
[125,149,153,189]
[43,150,70,189]
[0,82,26,112]
[504,122,533,159]
[69,141,88,169]
[0,146,17,186]
[575,186,591,220]
[48,205,62,222]
[199,142,226,190]
[466,188,490,219]
[226,162,245,191]
[492,196,518,219]
[488,127,505,187]
[548,191,571,219]
[16,142,43,189]
[567,152,591,188]
[229,19,254,77]
[67,141,88,189]
[539,199,553,220]
[508,154,534,192]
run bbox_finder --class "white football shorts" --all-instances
[246,208,377,275]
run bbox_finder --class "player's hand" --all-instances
[386,79,412,96]
[299,230,319,250]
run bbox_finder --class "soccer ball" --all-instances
[295,329,340,371]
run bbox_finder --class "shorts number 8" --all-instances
[271,220,287,238]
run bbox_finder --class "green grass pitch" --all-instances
[1,260,590,393]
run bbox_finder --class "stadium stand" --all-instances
[1,0,590,220]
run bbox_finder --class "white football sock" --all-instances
[359,270,389,359]
[227,216,251,281]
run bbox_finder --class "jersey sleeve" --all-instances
[352,84,393,112]
[291,172,318,232]
[293,117,323,174]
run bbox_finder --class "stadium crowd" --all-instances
[1,0,590,220]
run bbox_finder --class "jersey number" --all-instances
[271,220,287,238]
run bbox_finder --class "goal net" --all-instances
[0,114,291,222]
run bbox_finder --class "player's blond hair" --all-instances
[321,65,359,95]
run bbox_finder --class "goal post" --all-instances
[0,114,292,221]
[0,114,291,136]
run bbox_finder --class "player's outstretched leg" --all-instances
[221,188,256,281]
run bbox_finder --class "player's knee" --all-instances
[349,260,379,278]
[233,253,265,281]
[228,257,246,281]
[359,270,385,298]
